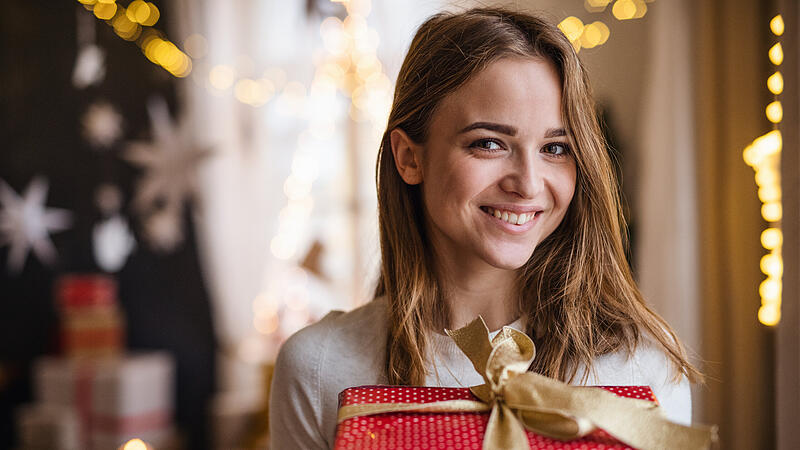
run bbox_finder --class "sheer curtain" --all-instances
[173,0,446,392]
[635,0,775,446]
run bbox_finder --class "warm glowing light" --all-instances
[766,100,783,123]
[758,184,781,203]
[209,65,235,90]
[78,0,98,4]
[759,278,781,300]
[755,168,777,187]
[767,71,784,95]
[126,0,149,24]
[613,0,647,20]
[753,14,783,327]
[558,16,585,42]
[254,310,280,334]
[271,235,296,260]
[758,304,780,326]
[122,439,148,450]
[761,253,783,277]
[770,15,785,36]
[769,43,784,65]
[141,2,160,26]
[235,79,259,105]
[585,0,612,13]
[761,228,782,249]
[112,13,142,41]
[743,130,782,167]
[93,2,117,20]
[762,202,782,222]
[581,21,610,48]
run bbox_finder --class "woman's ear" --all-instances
[390,128,424,185]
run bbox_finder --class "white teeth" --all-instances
[484,207,536,226]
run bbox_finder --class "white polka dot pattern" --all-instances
[334,385,657,449]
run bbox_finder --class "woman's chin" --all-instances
[482,249,536,271]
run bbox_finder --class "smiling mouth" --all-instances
[480,206,540,226]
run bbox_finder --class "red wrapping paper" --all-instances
[55,274,117,309]
[334,385,658,449]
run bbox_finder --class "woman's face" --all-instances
[416,56,577,271]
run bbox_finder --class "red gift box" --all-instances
[55,274,118,310]
[334,385,658,449]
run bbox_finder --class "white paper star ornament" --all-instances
[122,97,211,252]
[0,177,72,274]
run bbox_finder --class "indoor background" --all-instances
[0,0,797,449]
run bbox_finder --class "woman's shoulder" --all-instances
[270,297,390,448]
[276,296,389,370]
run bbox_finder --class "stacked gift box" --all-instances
[16,274,176,450]
[56,274,125,358]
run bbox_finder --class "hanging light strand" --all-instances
[77,0,191,77]
[744,14,784,326]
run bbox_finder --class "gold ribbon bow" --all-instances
[338,317,718,449]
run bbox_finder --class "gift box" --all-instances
[60,308,125,358]
[32,352,174,449]
[15,404,81,450]
[55,274,125,357]
[334,317,716,450]
[334,385,656,449]
[55,274,118,310]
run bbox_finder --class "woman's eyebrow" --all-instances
[458,122,518,136]
[544,128,567,138]
[458,123,567,139]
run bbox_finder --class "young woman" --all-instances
[270,7,701,449]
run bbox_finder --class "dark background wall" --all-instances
[0,2,216,448]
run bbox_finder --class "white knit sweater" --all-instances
[269,297,691,449]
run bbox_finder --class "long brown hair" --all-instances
[375,7,701,386]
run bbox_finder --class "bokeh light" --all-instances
[762,202,782,222]
[761,228,782,250]
[93,2,117,20]
[767,71,783,95]
[770,15,784,36]
[769,43,783,65]
[766,100,783,123]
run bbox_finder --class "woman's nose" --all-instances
[499,152,545,199]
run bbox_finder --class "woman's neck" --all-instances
[435,256,520,332]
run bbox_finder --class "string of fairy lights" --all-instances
[743,14,785,327]
[77,0,192,77]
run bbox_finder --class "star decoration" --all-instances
[82,101,124,149]
[0,177,72,274]
[122,98,212,252]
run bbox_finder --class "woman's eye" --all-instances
[542,142,570,156]
[470,139,504,152]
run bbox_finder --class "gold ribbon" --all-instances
[338,317,718,449]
